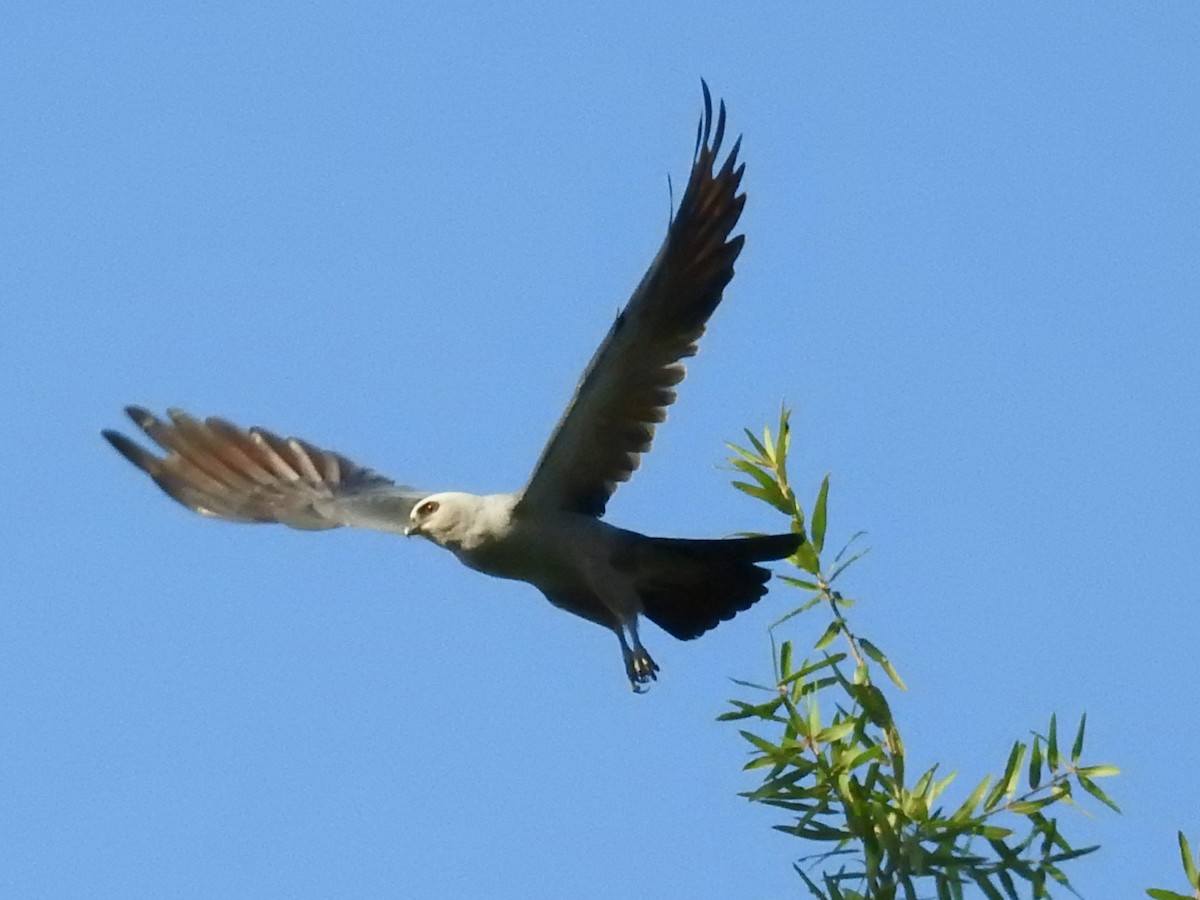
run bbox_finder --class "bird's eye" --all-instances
[418,500,439,518]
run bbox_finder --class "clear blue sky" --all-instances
[2,3,1197,897]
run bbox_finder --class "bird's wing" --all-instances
[516,82,746,518]
[103,406,426,534]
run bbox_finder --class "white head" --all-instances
[404,492,481,548]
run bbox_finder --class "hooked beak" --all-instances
[404,522,421,538]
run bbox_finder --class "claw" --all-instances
[617,620,660,692]
[624,647,660,692]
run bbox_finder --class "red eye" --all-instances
[419,500,439,517]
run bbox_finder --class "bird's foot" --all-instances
[625,648,660,693]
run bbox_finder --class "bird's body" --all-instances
[103,84,803,690]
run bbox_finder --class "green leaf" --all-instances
[817,719,856,743]
[1179,831,1198,886]
[774,406,791,471]
[829,547,871,583]
[1001,741,1026,799]
[814,620,841,650]
[795,866,826,899]
[859,638,908,690]
[833,530,868,562]
[779,654,843,687]
[726,676,774,692]
[779,640,793,679]
[952,774,992,821]
[1046,845,1100,864]
[731,480,772,503]
[986,742,1025,810]
[812,475,830,554]
[779,574,820,591]
[770,597,824,631]
[760,424,777,465]
[1145,890,1194,900]
[912,764,937,799]
[849,683,892,729]
[717,695,784,721]
[1009,796,1059,815]
[724,465,782,501]
[970,872,1006,900]
[996,869,1019,900]
[1047,713,1060,771]
[977,825,1015,840]
[794,540,821,575]
[1076,764,1120,778]
[741,427,769,460]
[738,729,783,757]
[927,770,958,806]
[1071,713,1087,763]
[1076,774,1121,813]
[723,440,759,466]
[730,479,793,515]
[841,744,884,773]
[1028,736,1043,790]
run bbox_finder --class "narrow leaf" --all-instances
[970,872,1006,900]
[1047,713,1060,771]
[1001,741,1026,799]
[1076,764,1120,778]
[829,548,871,583]
[1071,713,1087,763]
[1028,737,1043,790]
[817,719,856,743]
[833,530,868,563]
[1009,796,1058,815]
[812,475,830,554]
[860,638,908,690]
[1179,831,1197,886]
[1077,774,1121,813]
[742,427,769,460]
[953,774,992,821]
[814,620,841,650]
[779,575,820,591]
[794,540,821,575]
[760,424,776,465]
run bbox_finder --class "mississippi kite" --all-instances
[103,84,804,691]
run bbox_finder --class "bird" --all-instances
[102,83,804,691]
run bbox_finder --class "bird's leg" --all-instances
[617,619,659,692]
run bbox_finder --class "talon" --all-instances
[618,624,660,692]
[625,648,660,691]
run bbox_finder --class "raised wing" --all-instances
[516,82,746,517]
[103,406,426,534]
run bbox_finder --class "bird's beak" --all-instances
[404,523,420,538]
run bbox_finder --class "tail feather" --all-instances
[633,533,802,640]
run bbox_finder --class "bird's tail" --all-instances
[632,532,802,640]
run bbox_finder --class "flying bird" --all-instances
[102,83,803,691]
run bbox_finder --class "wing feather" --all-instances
[517,82,747,517]
[103,406,426,533]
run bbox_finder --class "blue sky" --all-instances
[2,3,1197,897]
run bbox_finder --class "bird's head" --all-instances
[404,492,479,548]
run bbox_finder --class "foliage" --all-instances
[1146,832,1200,899]
[721,408,1122,899]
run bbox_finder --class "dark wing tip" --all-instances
[696,79,714,160]
[693,82,741,180]
[102,427,157,472]
[124,404,157,433]
[712,98,727,157]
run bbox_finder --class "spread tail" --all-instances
[632,532,802,640]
